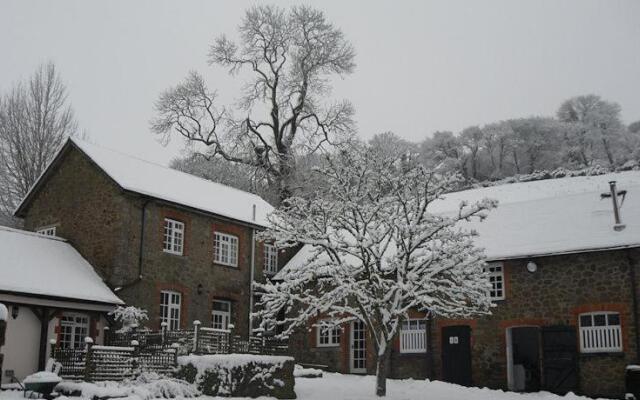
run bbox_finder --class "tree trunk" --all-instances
[375,345,392,396]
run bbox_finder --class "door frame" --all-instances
[506,325,540,391]
[350,320,366,374]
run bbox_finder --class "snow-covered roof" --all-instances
[16,137,274,227]
[431,171,640,260]
[0,226,123,305]
[281,171,640,275]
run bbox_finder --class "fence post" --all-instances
[49,338,57,359]
[131,340,140,379]
[192,320,201,354]
[161,322,168,347]
[228,323,235,354]
[83,337,94,382]
[102,326,110,346]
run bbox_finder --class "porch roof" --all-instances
[0,226,124,306]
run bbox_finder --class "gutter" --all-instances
[486,243,640,263]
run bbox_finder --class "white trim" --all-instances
[350,320,367,373]
[36,226,57,237]
[59,312,90,349]
[579,312,622,353]
[214,232,239,267]
[212,299,231,330]
[160,290,181,331]
[163,218,185,255]
[485,262,505,301]
[264,244,278,275]
[400,319,427,353]
[0,293,120,311]
[316,321,341,348]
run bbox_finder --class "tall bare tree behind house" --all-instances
[152,5,356,204]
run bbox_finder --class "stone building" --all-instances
[14,137,279,340]
[284,171,640,399]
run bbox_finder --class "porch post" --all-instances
[31,306,56,370]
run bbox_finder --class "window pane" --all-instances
[608,313,620,326]
[580,315,592,327]
[593,314,606,326]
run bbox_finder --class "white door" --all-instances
[350,320,367,373]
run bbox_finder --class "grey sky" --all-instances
[1,0,639,165]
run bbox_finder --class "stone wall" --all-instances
[21,145,273,340]
[432,248,640,398]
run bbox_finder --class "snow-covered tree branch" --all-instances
[254,143,497,396]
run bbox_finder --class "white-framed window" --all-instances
[579,312,622,353]
[212,299,231,330]
[317,321,341,347]
[160,290,182,330]
[264,244,278,275]
[163,218,184,255]
[400,319,427,353]
[37,226,57,236]
[59,313,89,349]
[214,232,238,267]
[485,263,505,300]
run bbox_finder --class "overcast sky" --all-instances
[1,0,639,164]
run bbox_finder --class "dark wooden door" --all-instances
[441,325,472,386]
[541,325,578,394]
[511,327,541,391]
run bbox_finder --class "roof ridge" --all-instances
[442,171,640,204]
[71,137,270,204]
[0,224,67,242]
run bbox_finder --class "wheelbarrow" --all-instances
[22,372,62,399]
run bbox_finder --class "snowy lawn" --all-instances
[0,372,612,400]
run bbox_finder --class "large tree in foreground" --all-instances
[254,144,496,396]
[0,62,77,224]
[152,5,356,204]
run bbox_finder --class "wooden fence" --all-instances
[52,341,177,381]
[52,322,288,381]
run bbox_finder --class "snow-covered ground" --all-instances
[0,372,611,400]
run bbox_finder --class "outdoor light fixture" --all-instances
[11,305,19,319]
[526,261,538,273]
[197,283,204,295]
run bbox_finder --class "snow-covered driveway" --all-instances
[0,373,611,400]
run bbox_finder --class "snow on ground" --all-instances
[0,372,611,400]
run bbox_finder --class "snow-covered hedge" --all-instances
[175,354,296,399]
[56,372,198,400]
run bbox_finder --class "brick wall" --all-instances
[22,146,270,340]
[432,249,640,398]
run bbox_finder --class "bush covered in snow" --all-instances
[56,372,198,400]
[109,306,149,333]
[175,354,296,399]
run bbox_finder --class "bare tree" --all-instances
[460,126,484,180]
[152,5,356,204]
[0,63,77,224]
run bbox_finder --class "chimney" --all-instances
[607,181,626,231]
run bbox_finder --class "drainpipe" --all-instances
[248,205,257,336]
[628,250,640,362]
[114,199,150,292]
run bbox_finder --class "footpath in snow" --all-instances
[0,372,612,400]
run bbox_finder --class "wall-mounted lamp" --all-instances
[526,261,538,273]
[197,284,204,295]
[11,305,19,319]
